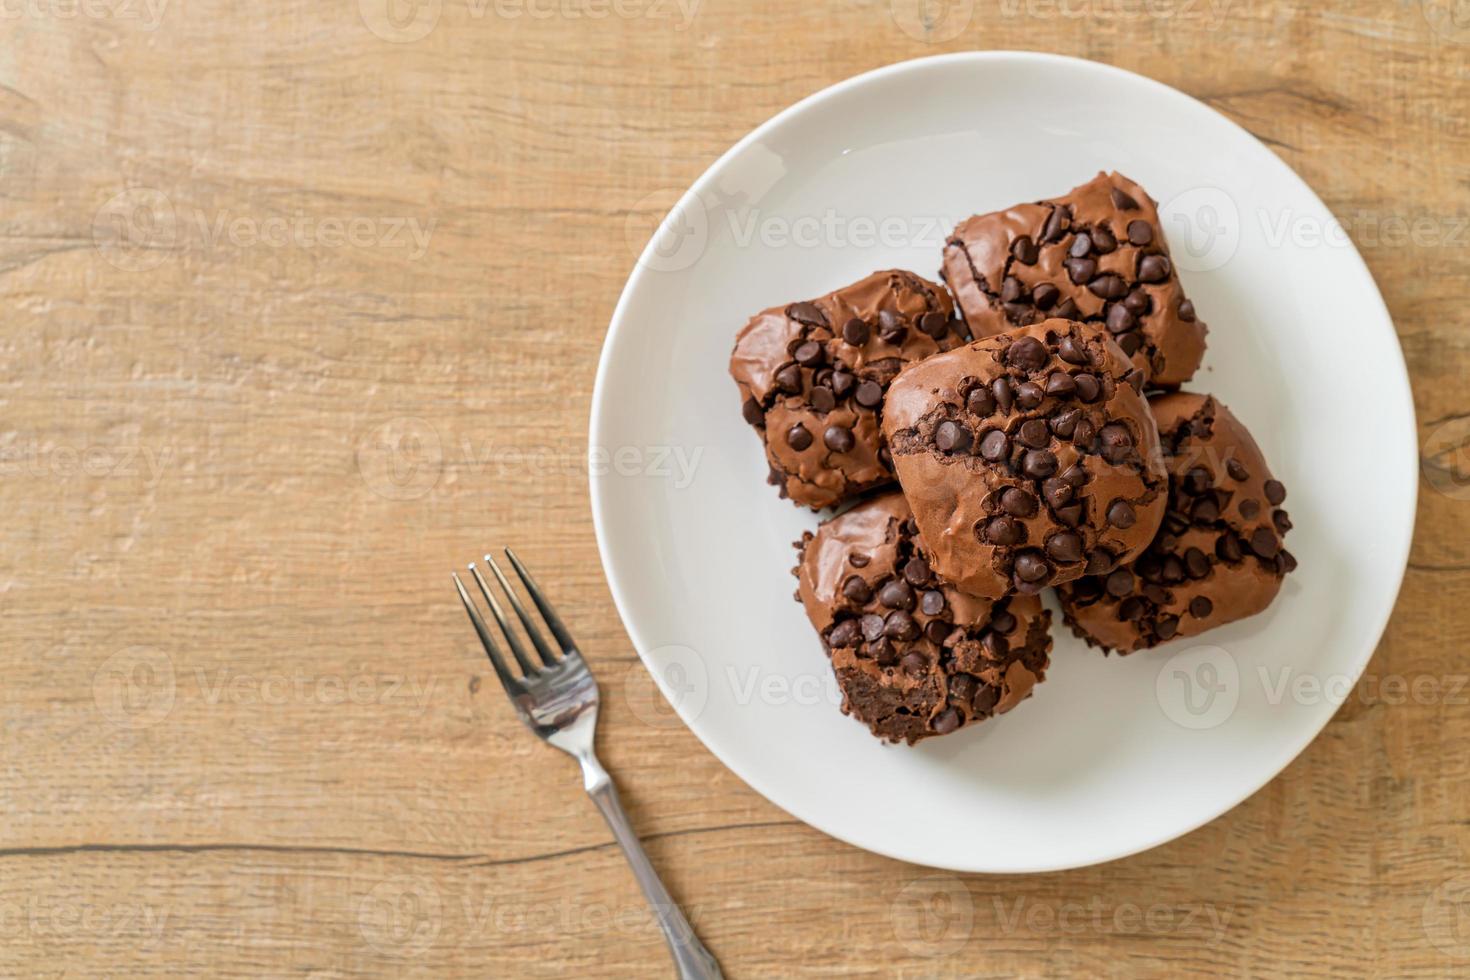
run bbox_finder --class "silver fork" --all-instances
[453,548,724,980]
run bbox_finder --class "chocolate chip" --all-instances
[904,557,932,586]
[1033,282,1061,310]
[1273,509,1292,533]
[1086,550,1116,575]
[1110,187,1139,211]
[1279,549,1298,573]
[1216,534,1243,563]
[881,580,916,611]
[1117,333,1141,357]
[932,707,961,735]
[1239,498,1260,519]
[1054,503,1083,527]
[1069,233,1092,258]
[1055,298,1081,319]
[1264,479,1287,505]
[933,420,970,455]
[925,619,951,643]
[1126,219,1154,245]
[1099,423,1133,462]
[1013,551,1049,583]
[1105,568,1135,597]
[1001,276,1025,303]
[978,429,1010,461]
[1106,500,1136,528]
[1142,583,1169,604]
[1073,418,1097,447]
[877,312,906,345]
[1050,409,1080,439]
[1011,235,1039,264]
[787,423,812,450]
[1088,274,1127,299]
[788,301,827,326]
[992,377,1014,414]
[1189,596,1213,618]
[871,637,897,665]
[1184,467,1211,494]
[860,613,885,641]
[1000,487,1038,517]
[855,380,883,408]
[1138,254,1171,283]
[1118,596,1145,620]
[849,552,870,567]
[1073,373,1101,402]
[1184,548,1210,578]
[920,590,945,616]
[1061,463,1087,487]
[831,370,855,398]
[900,651,927,675]
[919,311,949,338]
[1007,336,1048,371]
[1045,372,1077,399]
[1017,383,1045,410]
[1064,256,1097,284]
[1058,335,1089,365]
[991,610,1017,634]
[1018,419,1050,448]
[842,575,872,604]
[1178,298,1197,322]
[981,631,1009,659]
[1106,304,1136,334]
[828,619,860,647]
[775,364,802,394]
[809,386,835,412]
[1249,528,1280,558]
[1193,496,1220,523]
[1022,449,1057,478]
[1155,615,1179,640]
[824,425,854,453]
[741,397,763,425]
[1041,206,1070,243]
[1041,476,1073,509]
[1226,458,1249,481]
[1092,226,1118,253]
[794,341,824,367]
[949,673,977,703]
[1045,531,1083,562]
[886,610,920,641]
[985,516,1023,546]
[842,317,870,345]
[1123,287,1151,314]
[967,386,996,416]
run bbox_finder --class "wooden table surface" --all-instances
[2,1,1468,976]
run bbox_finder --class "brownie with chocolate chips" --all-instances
[794,492,1051,744]
[731,270,967,510]
[1056,392,1297,654]
[941,171,1207,388]
[883,318,1169,599]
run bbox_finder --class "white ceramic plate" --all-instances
[589,52,1416,873]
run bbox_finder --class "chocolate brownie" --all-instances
[941,171,1207,388]
[731,270,967,510]
[1056,393,1297,653]
[882,318,1169,599]
[794,492,1051,744]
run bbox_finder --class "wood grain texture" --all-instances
[1,0,1467,976]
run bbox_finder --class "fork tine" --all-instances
[503,547,579,656]
[468,564,539,676]
[452,571,520,692]
[486,555,560,666]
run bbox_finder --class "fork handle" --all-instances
[580,755,724,980]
